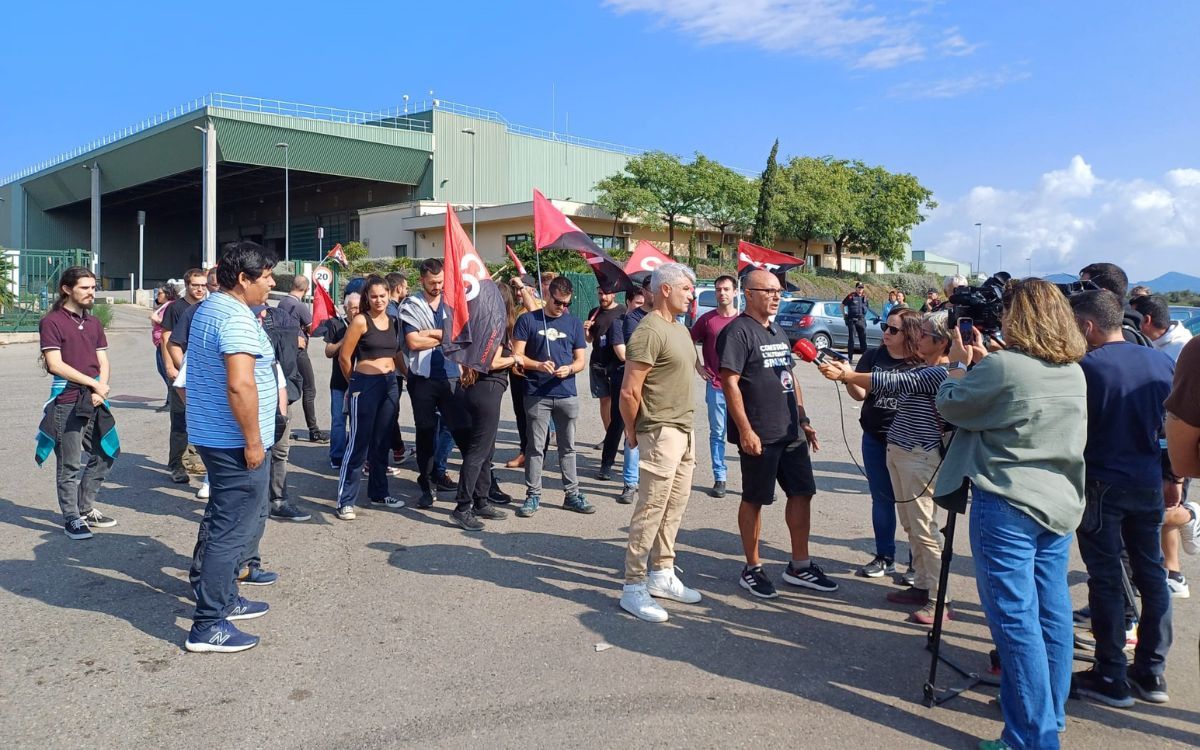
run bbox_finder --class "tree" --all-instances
[778,156,850,259]
[594,175,649,241]
[595,151,708,257]
[751,139,782,247]
[828,161,936,272]
[693,155,758,259]
[342,241,369,262]
[0,249,14,311]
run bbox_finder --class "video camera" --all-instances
[1053,279,1101,297]
[948,272,1011,334]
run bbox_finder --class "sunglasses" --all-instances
[550,297,571,308]
[884,324,902,335]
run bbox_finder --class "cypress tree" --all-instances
[751,139,780,247]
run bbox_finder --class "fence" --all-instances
[0,248,93,332]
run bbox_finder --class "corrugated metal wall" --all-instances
[432,112,509,206]
[507,134,629,204]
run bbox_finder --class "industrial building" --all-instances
[1,93,887,289]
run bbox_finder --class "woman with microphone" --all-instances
[935,279,1087,750]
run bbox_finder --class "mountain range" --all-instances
[1132,272,1200,293]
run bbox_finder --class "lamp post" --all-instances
[973,222,982,276]
[461,128,477,246]
[137,210,146,292]
[1027,253,1033,278]
[275,143,289,262]
[995,244,1003,273]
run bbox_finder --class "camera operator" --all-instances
[836,307,920,578]
[934,279,1088,750]
[1069,290,1175,707]
[1078,262,1150,345]
[819,311,952,624]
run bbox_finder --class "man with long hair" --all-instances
[37,266,118,540]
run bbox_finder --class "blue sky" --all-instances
[2,1,1197,282]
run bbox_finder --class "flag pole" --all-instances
[533,250,553,367]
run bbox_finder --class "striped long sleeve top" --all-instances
[871,365,949,452]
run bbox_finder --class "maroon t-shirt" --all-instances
[691,309,739,387]
[39,308,108,404]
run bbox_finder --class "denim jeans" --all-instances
[329,388,347,465]
[52,401,115,522]
[1077,479,1173,680]
[434,420,454,476]
[863,433,897,560]
[705,384,727,482]
[971,488,1072,750]
[189,445,271,630]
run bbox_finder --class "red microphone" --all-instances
[793,338,820,363]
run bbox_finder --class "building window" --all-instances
[866,259,876,273]
[807,255,820,269]
[588,234,626,251]
[504,234,530,247]
[823,245,834,255]
[394,244,408,258]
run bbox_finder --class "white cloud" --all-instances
[887,66,1030,99]
[605,0,931,68]
[911,156,1200,283]
[938,27,979,57]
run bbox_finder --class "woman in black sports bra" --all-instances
[334,275,403,519]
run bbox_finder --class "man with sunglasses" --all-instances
[512,275,594,517]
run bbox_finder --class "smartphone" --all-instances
[957,317,975,341]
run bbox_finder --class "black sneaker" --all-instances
[82,509,117,528]
[782,561,839,592]
[434,474,458,492]
[858,555,895,578]
[450,507,485,531]
[1071,668,1134,708]
[1127,669,1169,703]
[309,429,330,443]
[417,490,435,509]
[64,518,93,540]
[739,565,779,599]
[711,480,726,498]
[596,464,612,481]
[270,503,312,521]
[170,467,190,484]
[473,502,508,520]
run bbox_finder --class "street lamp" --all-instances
[461,128,477,246]
[973,222,982,276]
[275,143,289,262]
[1026,253,1033,278]
[995,244,1003,273]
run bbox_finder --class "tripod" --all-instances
[922,509,1000,707]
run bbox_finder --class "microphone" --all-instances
[793,338,849,364]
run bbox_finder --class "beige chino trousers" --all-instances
[885,443,948,600]
[624,425,696,584]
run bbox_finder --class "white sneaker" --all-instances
[647,568,702,604]
[196,477,210,499]
[1181,501,1200,555]
[1167,574,1190,599]
[620,584,669,623]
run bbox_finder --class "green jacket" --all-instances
[934,349,1086,535]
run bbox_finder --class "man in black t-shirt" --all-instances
[584,286,625,443]
[161,268,208,484]
[718,269,837,599]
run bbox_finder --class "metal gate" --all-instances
[0,248,93,332]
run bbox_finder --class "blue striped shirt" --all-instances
[871,365,949,451]
[185,292,278,449]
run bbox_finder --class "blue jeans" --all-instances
[863,433,897,559]
[971,488,1072,750]
[435,420,454,476]
[189,445,271,630]
[705,385,727,481]
[1076,479,1173,680]
[329,388,347,465]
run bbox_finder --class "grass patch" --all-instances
[93,303,113,329]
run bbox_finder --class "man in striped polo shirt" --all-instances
[183,242,280,654]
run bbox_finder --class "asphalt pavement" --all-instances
[1,302,1196,749]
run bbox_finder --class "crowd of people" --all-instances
[36,245,1199,750]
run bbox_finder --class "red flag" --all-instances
[311,275,336,333]
[505,244,528,276]
[533,189,634,293]
[736,240,805,275]
[443,205,493,342]
[325,243,349,267]
[624,240,671,275]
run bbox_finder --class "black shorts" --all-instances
[589,363,613,398]
[739,439,817,506]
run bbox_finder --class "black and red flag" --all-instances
[736,240,805,276]
[533,189,636,293]
[442,206,508,373]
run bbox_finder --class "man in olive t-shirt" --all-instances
[618,263,702,624]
